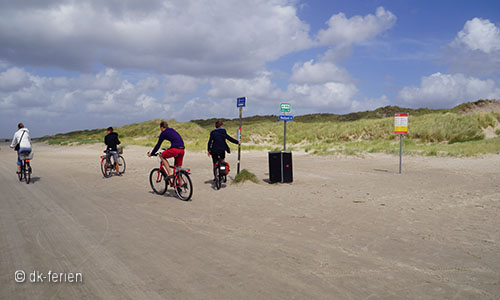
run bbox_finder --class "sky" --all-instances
[1,0,500,137]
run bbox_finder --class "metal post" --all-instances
[283,120,287,151]
[237,107,242,174]
[399,134,402,174]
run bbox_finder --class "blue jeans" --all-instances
[17,147,32,166]
[107,151,118,165]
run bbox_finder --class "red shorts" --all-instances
[161,148,185,167]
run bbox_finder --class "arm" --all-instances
[151,134,164,155]
[207,132,214,153]
[226,132,239,145]
[9,133,17,148]
[116,134,121,145]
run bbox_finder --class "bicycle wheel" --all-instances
[150,168,167,195]
[214,166,221,190]
[24,161,30,184]
[101,157,111,178]
[117,156,126,174]
[175,171,193,201]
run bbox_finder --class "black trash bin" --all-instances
[268,151,293,183]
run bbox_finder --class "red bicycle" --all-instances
[100,149,126,178]
[149,152,193,201]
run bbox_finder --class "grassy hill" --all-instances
[38,100,500,157]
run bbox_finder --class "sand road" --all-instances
[0,142,499,299]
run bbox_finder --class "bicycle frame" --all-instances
[18,152,33,184]
[154,155,191,188]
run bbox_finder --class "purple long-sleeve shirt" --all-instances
[151,128,184,155]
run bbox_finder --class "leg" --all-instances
[212,151,224,180]
[212,152,219,180]
[162,148,184,177]
[17,148,31,173]
[16,149,22,173]
[160,152,172,177]
[112,151,119,173]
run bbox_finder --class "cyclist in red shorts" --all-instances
[147,120,185,178]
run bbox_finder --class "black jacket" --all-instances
[104,132,121,151]
[208,128,238,153]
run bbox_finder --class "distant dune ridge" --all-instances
[39,100,500,157]
[453,99,500,114]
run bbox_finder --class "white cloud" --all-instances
[0,67,30,92]
[0,4,402,136]
[290,59,352,84]
[0,68,169,130]
[398,72,500,108]
[172,98,236,122]
[0,0,312,77]
[208,72,280,102]
[286,82,358,112]
[161,74,205,103]
[317,7,396,47]
[351,95,390,112]
[454,18,500,53]
[446,18,500,76]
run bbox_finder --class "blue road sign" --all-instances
[279,115,294,121]
[237,97,246,107]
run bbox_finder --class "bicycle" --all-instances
[149,152,193,201]
[213,159,228,190]
[100,149,126,178]
[18,151,33,184]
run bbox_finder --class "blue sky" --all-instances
[1,0,500,137]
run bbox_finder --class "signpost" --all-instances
[278,115,294,121]
[394,113,409,174]
[236,97,246,174]
[279,103,293,151]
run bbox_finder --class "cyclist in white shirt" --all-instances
[10,123,32,174]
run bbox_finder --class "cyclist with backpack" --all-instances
[207,120,240,181]
[10,123,32,174]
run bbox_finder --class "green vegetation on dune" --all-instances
[39,100,500,157]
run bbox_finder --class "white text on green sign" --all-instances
[280,103,291,113]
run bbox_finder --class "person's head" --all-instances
[107,127,113,134]
[215,120,223,128]
[160,121,168,131]
[17,123,24,130]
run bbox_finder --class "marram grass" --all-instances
[233,169,259,184]
[37,110,500,157]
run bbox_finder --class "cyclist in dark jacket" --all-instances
[207,120,239,180]
[104,127,121,174]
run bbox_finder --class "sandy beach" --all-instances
[0,142,499,299]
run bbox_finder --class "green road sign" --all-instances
[280,103,291,113]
